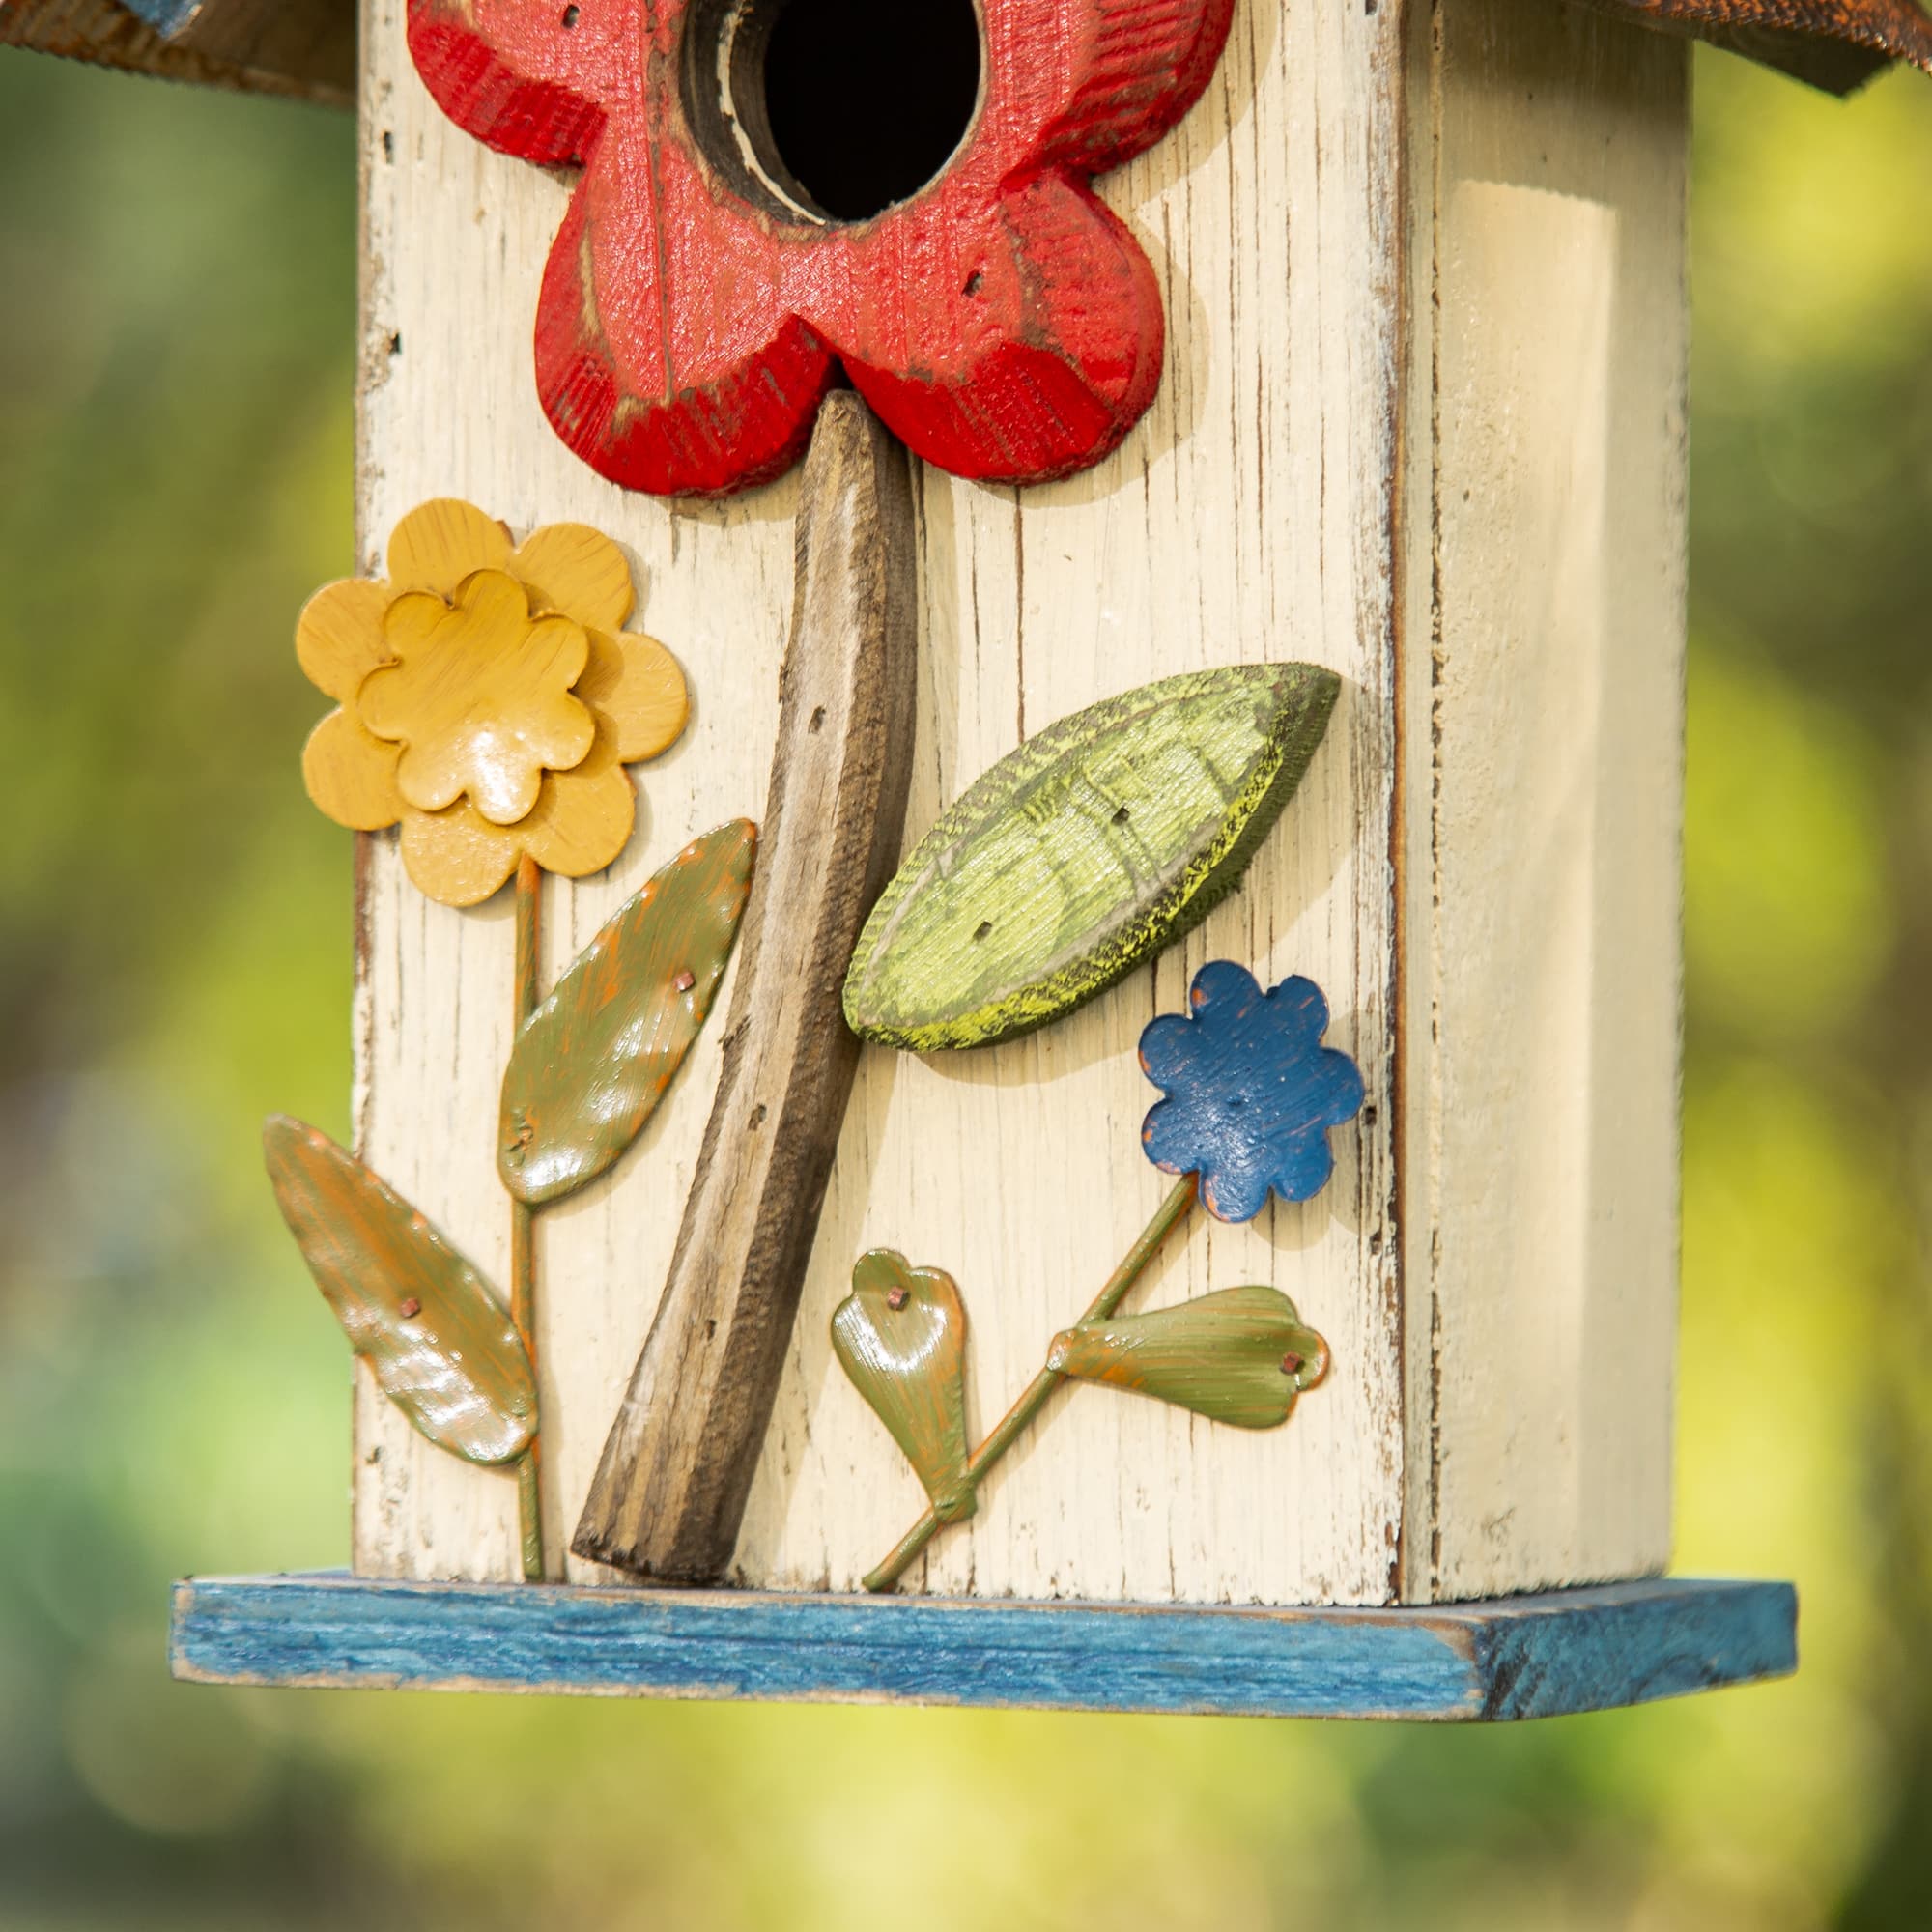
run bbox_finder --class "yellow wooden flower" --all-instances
[298,499,687,906]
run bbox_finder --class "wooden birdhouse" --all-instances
[26,0,1919,1717]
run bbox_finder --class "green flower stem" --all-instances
[512,854,545,1583]
[862,1171,1200,1594]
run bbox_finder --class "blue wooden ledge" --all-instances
[169,1573,1795,1720]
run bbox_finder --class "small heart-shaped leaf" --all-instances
[1045,1285,1328,1430]
[499,818,755,1206]
[832,1251,976,1521]
[264,1116,536,1464]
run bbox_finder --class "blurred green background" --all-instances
[1,40,1928,1932]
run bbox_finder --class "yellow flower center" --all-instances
[360,569,597,828]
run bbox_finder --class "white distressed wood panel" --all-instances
[352,0,802,1581]
[1397,0,1688,1601]
[353,0,1686,1606]
[736,0,1409,1604]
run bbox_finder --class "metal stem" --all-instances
[512,854,545,1583]
[863,1172,1199,1593]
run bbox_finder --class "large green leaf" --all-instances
[264,1116,535,1464]
[499,819,755,1206]
[832,1251,976,1522]
[1045,1286,1328,1430]
[842,664,1338,1050]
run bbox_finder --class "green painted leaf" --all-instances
[1044,1286,1329,1430]
[832,1251,976,1522]
[264,1116,536,1464]
[842,664,1339,1051]
[499,819,756,1207]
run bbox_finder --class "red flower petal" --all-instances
[836,176,1165,483]
[408,0,1232,494]
[408,0,628,165]
[991,0,1236,177]
[533,144,836,497]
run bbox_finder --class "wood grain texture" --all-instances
[355,0,1688,1606]
[842,665,1338,1050]
[570,390,918,1583]
[357,0,1402,1603]
[1397,0,1689,1602]
[355,0,803,1586]
[172,1573,1798,1720]
[1,0,354,102]
[738,0,1411,1607]
[400,0,1233,494]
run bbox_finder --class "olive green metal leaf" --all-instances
[842,664,1339,1051]
[1045,1286,1329,1430]
[832,1251,976,1522]
[264,1115,536,1464]
[499,819,756,1207]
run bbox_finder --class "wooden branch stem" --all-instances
[865,1172,1200,1593]
[572,392,919,1584]
[511,853,545,1583]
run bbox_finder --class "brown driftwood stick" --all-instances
[573,391,917,1583]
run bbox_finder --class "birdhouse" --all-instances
[26,0,1919,1717]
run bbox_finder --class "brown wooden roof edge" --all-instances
[0,0,354,108]
[0,0,1925,126]
[1581,0,1932,95]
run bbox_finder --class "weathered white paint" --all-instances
[1398,0,1688,1601]
[352,0,1685,1605]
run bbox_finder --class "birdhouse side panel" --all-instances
[1398,0,1689,1602]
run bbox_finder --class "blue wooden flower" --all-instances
[1139,962,1365,1223]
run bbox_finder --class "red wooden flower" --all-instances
[407,0,1232,497]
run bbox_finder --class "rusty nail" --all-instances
[1279,1351,1302,1376]
[886,1286,909,1311]
[399,1297,422,1320]
[674,969,696,993]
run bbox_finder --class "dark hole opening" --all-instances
[756,0,980,221]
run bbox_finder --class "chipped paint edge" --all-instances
[171,1574,1794,1720]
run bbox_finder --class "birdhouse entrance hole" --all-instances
[690,0,983,222]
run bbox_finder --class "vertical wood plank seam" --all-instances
[1421,0,1447,1603]
[350,0,383,1571]
[1386,0,1419,1607]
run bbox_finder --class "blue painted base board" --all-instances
[170,1573,1795,1720]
